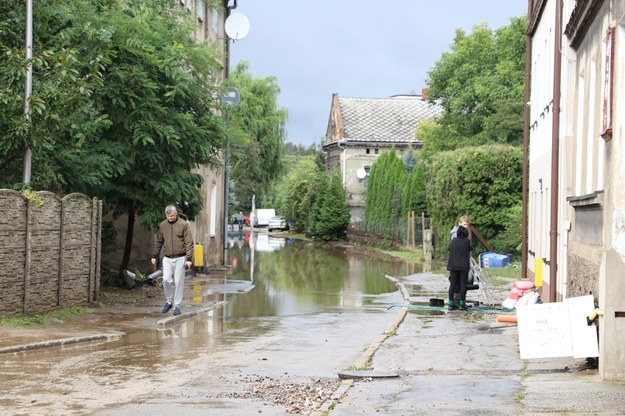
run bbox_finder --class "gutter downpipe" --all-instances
[522,0,534,281]
[337,139,346,184]
[549,0,563,302]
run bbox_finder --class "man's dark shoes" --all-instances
[173,306,181,316]
[162,302,172,313]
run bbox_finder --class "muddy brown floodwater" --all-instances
[0,233,421,415]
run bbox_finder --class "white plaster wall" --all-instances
[600,12,625,381]
[611,24,625,261]
[557,0,578,299]
[528,0,556,279]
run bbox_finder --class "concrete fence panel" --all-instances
[0,190,101,316]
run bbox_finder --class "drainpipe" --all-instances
[337,139,346,184]
[549,0,563,302]
[521,0,533,281]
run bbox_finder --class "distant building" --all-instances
[323,93,442,222]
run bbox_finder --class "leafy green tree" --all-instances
[230,138,263,211]
[1,0,226,275]
[412,16,525,256]
[283,141,318,156]
[424,16,526,153]
[273,156,321,232]
[0,0,110,187]
[229,61,287,211]
[88,0,225,277]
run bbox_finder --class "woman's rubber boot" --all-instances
[448,300,458,311]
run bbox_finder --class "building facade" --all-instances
[526,0,625,380]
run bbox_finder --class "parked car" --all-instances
[267,216,288,232]
[252,208,276,227]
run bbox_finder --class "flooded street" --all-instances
[0,232,422,415]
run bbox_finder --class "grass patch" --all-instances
[480,273,517,287]
[514,392,526,403]
[0,285,159,329]
[483,262,522,280]
[0,305,89,329]
[432,266,448,275]
[380,248,424,262]
[286,232,312,241]
[347,361,373,371]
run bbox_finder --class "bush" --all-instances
[426,144,523,256]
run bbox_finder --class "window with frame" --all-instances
[197,0,204,22]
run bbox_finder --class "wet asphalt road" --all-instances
[4,234,624,415]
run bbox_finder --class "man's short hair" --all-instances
[165,205,177,215]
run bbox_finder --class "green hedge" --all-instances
[426,144,523,257]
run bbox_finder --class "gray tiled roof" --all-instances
[339,95,442,142]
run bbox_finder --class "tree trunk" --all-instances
[118,206,136,278]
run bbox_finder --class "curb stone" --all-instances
[156,301,227,326]
[0,333,124,354]
[311,276,409,415]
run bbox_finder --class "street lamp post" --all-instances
[220,87,240,266]
[222,2,249,266]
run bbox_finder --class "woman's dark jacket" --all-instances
[447,225,471,271]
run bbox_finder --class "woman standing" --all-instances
[447,225,472,310]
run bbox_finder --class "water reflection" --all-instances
[225,230,420,318]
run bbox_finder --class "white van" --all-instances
[252,208,276,227]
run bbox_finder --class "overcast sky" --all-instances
[229,1,527,147]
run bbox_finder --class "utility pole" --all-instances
[22,0,33,184]
[222,1,249,266]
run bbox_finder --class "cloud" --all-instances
[230,0,527,145]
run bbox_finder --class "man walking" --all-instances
[151,205,194,316]
[238,211,244,231]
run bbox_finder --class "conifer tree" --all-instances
[311,169,351,239]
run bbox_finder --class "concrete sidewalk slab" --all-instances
[319,272,625,416]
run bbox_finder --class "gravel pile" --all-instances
[213,374,340,414]
[250,376,339,414]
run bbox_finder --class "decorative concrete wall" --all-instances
[0,190,101,316]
